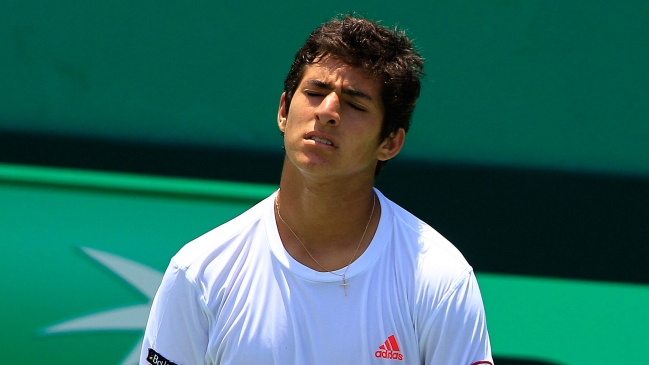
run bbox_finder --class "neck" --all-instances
[275,158,380,270]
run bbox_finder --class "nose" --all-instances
[315,92,340,126]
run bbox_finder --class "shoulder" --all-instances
[378,193,486,336]
[379,191,474,295]
[383,193,471,270]
[170,194,274,276]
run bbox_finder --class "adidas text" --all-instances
[375,350,404,361]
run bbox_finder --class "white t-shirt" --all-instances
[141,189,493,365]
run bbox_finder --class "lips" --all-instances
[310,136,333,146]
[304,132,336,148]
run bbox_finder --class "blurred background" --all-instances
[1,1,647,364]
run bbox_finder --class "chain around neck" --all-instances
[275,189,376,283]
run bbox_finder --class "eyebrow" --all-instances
[304,79,375,102]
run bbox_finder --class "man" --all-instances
[141,15,493,365]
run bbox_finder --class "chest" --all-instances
[206,261,421,365]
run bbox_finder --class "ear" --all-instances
[278,92,288,133]
[377,128,406,161]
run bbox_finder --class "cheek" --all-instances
[286,99,310,124]
[349,134,381,156]
[351,129,383,157]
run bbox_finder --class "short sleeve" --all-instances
[421,271,493,365]
[140,260,211,365]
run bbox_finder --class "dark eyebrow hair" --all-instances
[304,79,375,102]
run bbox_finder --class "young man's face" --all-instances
[278,57,404,181]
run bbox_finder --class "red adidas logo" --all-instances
[374,334,403,361]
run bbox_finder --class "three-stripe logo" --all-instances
[375,334,404,361]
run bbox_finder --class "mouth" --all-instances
[308,135,334,146]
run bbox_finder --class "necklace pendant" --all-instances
[340,275,349,296]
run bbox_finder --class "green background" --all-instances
[0,164,276,364]
[2,164,648,364]
[1,1,648,364]
[5,165,649,365]
[1,0,648,176]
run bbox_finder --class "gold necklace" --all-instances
[275,190,376,296]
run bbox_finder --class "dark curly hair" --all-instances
[283,15,425,175]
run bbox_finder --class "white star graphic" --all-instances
[42,247,163,365]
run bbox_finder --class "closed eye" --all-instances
[304,88,368,112]
[304,90,324,97]
[348,102,367,112]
